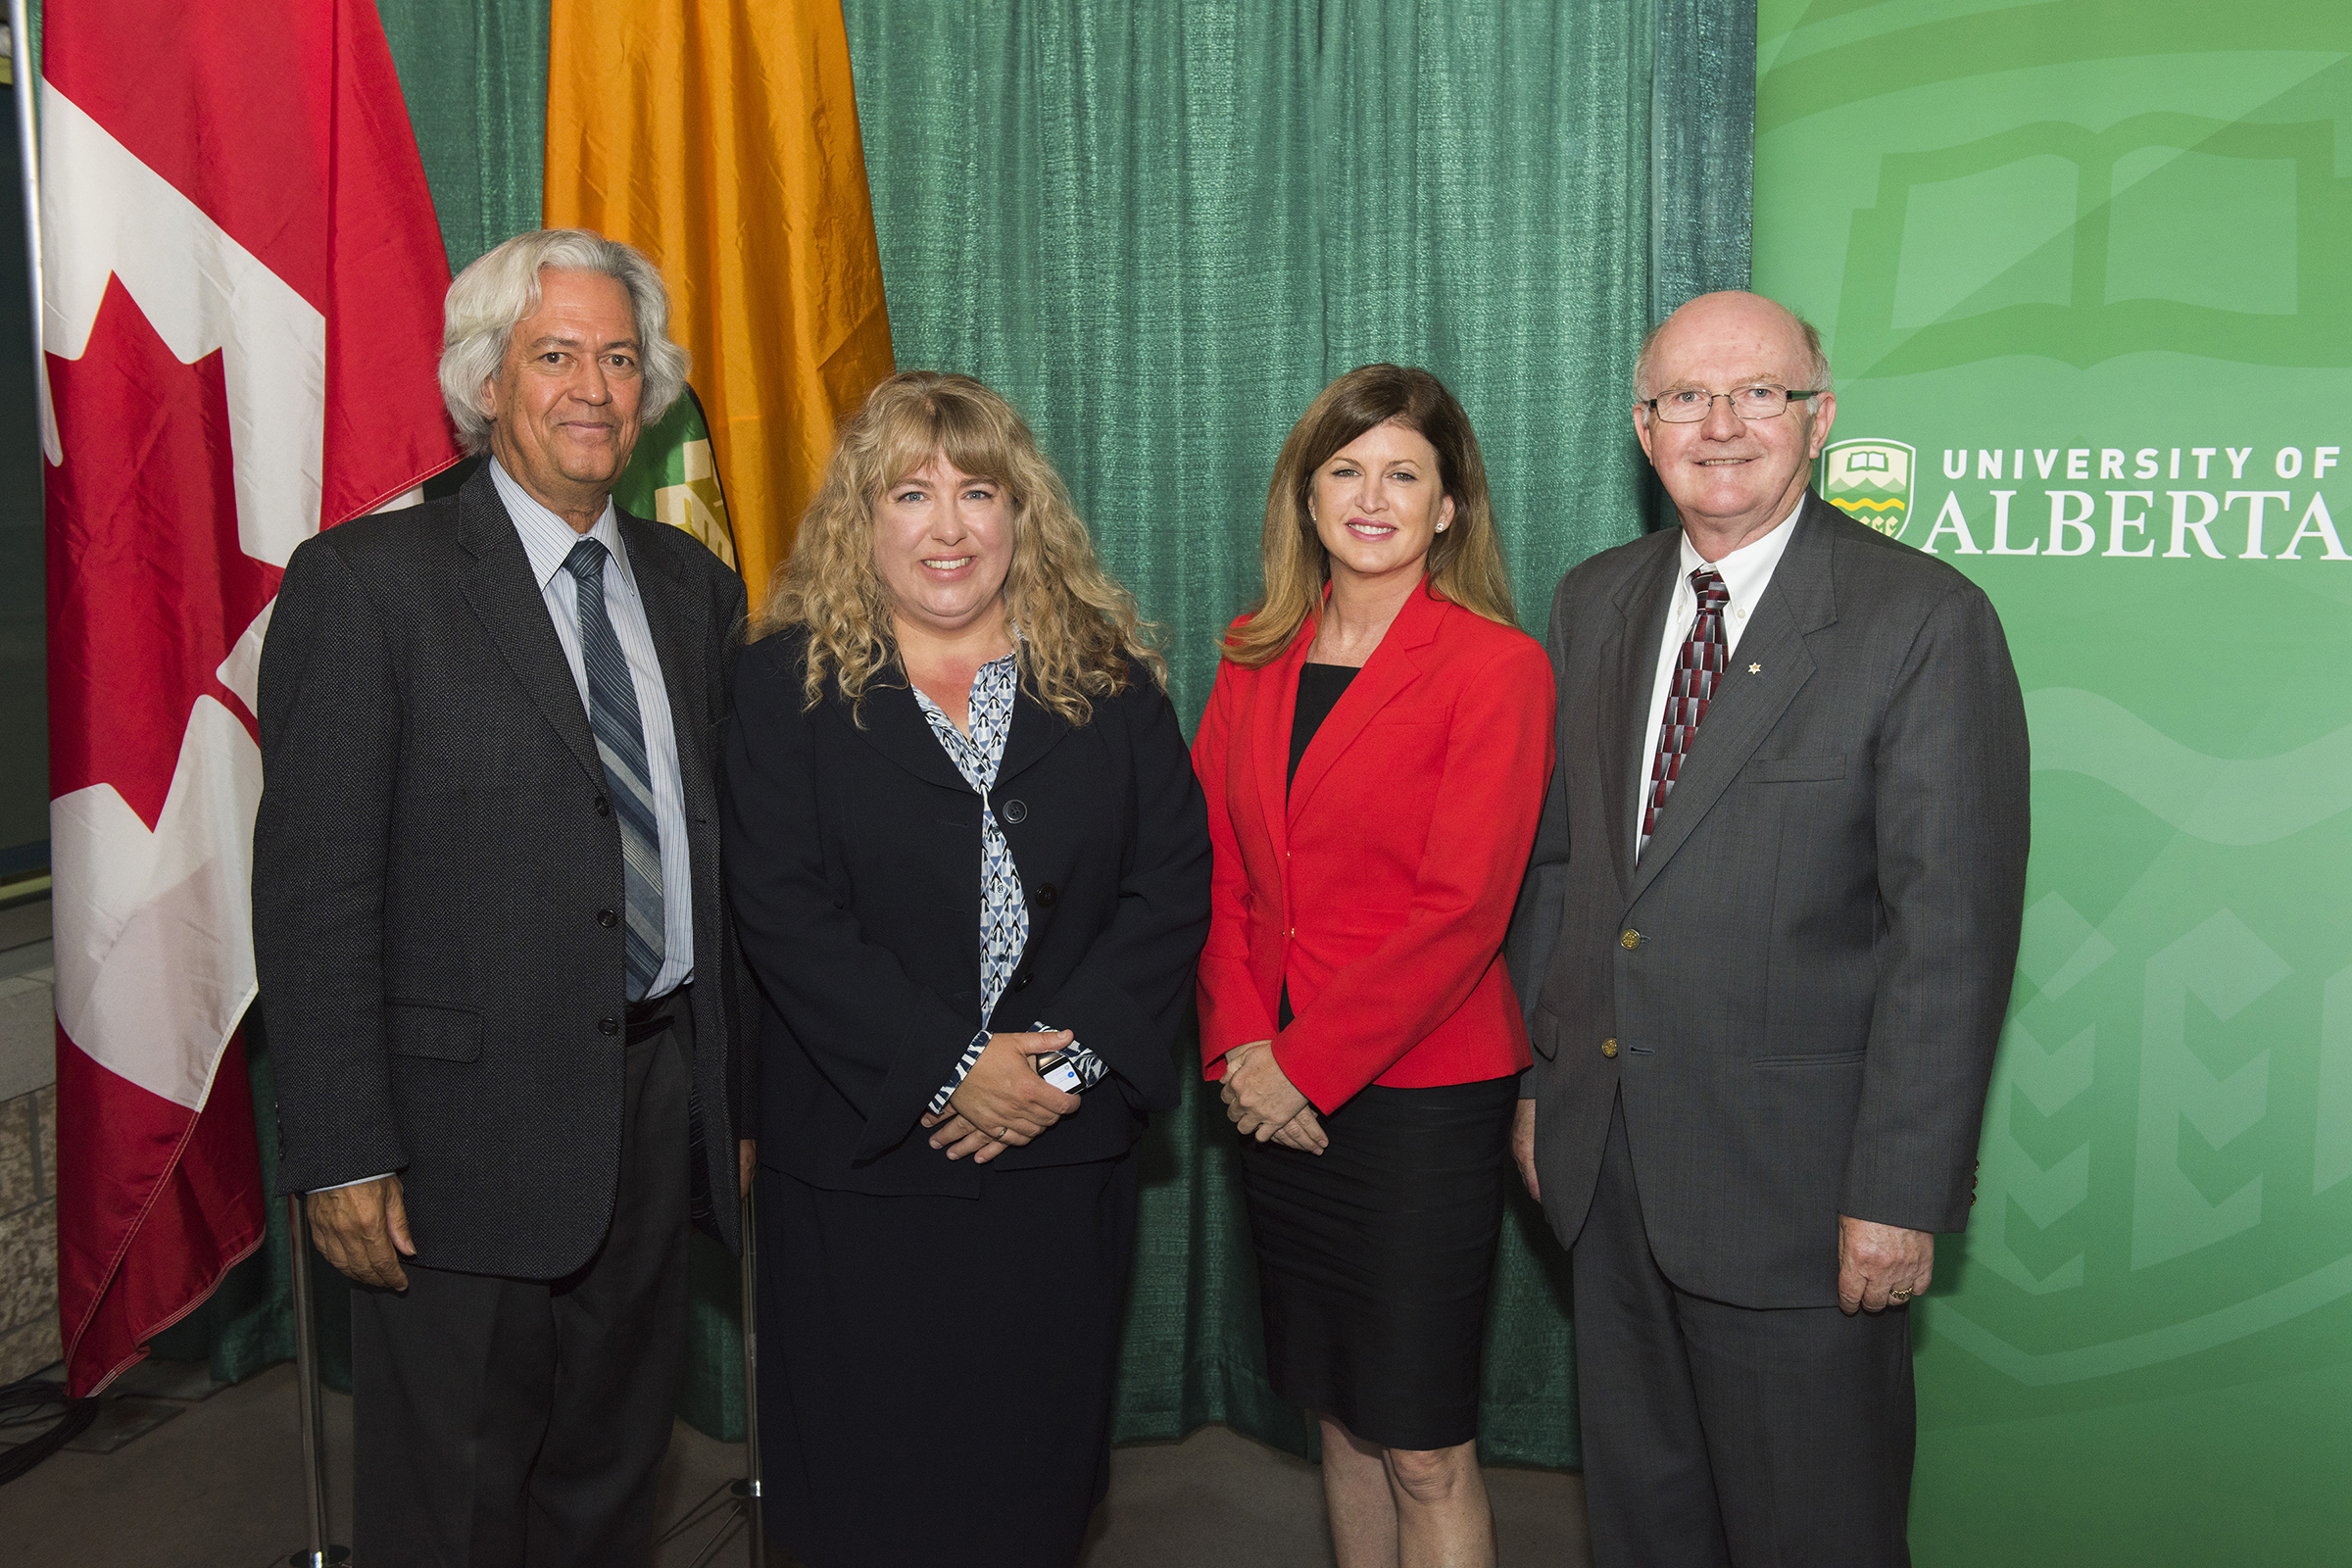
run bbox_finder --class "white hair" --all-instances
[1632,297,1836,404]
[438,228,692,455]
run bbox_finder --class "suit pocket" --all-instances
[386,1000,483,1062]
[1743,755,1846,783]
[1753,1049,1866,1068]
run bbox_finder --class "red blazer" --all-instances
[1193,582,1555,1110]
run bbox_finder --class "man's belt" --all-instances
[624,986,685,1046]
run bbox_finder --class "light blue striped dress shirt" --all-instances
[492,459,696,997]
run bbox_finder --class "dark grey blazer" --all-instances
[253,465,751,1278]
[1506,494,2031,1308]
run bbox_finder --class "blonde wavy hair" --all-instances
[1223,364,1516,667]
[754,371,1163,724]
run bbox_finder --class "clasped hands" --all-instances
[923,1029,1083,1163]
[1219,1040,1327,1154]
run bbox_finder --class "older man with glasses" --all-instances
[1506,290,2033,1566]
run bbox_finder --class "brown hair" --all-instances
[1222,364,1516,667]
[752,371,1163,723]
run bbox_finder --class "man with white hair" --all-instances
[1507,291,2031,1565]
[254,228,751,1566]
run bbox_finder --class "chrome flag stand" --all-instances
[286,1196,351,1567]
[660,1184,765,1566]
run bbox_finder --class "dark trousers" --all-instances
[350,1016,693,1568]
[1571,1095,1915,1568]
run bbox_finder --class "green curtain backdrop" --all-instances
[374,0,549,272]
[839,0,1752,1467]
[146,0,1753,1473]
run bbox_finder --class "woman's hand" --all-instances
[923,1030,1082,1161]
[920,1111,1008,1162]
[1220,1039,1313,1142]
[1268,1103,1328,1154]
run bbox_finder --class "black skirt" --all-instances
[1238,1075,1520,1451]
[756,1153,1140,1568]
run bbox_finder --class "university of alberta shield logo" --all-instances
[1822,439,1915,540]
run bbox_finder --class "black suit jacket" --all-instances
[723,629,1211,1197]
[253,466,751,1276]
[1506,495,2032,1307]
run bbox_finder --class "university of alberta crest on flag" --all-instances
[40,0,458,1396]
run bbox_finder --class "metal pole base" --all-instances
[287,1550,351,1567]
[657,1475,760,1568]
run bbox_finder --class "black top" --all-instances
[1288,662,1360,790]
[1280,662,1359,1029]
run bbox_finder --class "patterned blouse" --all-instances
[913,650,1107,1115]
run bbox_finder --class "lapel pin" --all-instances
[1748,662,1762,674]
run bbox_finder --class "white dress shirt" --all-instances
[1636,498,1803,860]
[492,458,696,997]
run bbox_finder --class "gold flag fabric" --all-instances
[543,0,895,598]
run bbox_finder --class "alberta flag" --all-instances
[41,0,457,1395]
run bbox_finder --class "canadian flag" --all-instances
[42,0,458,1396]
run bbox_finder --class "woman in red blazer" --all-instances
[1194,365,1553,1568]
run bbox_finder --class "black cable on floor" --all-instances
[0,1376,99,1486]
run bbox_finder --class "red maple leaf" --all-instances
[46,275,284,831]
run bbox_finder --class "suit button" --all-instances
[1619,929,1642,950]
[1034,883,1057,908]
[599,1017,620,1036]
[1602,1037,1620,1058]
[598,908,618,928]
[595,795,612,817]
[1011,971,1033,992]
[1002,799,1028,824]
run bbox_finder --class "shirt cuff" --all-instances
[312,1172,393,1193]
[928,1029,995,1116]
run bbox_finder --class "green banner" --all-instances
[1756,5,2351,1562]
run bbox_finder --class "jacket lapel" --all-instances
[1627,499,1838,906]
[1286,584,1444,824]
[456,468,604,788]
[1602,537,1680,900]
[998,684,1071,786]
[850,679,974,795]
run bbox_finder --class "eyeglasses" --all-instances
[1642,386,1821,423]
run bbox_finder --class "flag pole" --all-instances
[11,0,47,443]
[286,1196,351,1568]
[740,1182,765,1565]
[656,1182,766,1565]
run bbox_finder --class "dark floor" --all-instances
[2,1358,1591,1566]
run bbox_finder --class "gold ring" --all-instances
[1890,1289,1913,1302]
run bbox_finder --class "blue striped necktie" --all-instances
[564,537,664,1001]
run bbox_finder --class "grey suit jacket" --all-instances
[253,465,751,1277]
[1505,493,2030,1308]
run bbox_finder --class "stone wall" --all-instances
[0,963,58,1383]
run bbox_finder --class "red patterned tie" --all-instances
[1641,566,1730,857]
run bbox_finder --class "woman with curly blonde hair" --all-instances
[724,371,1211,1568]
